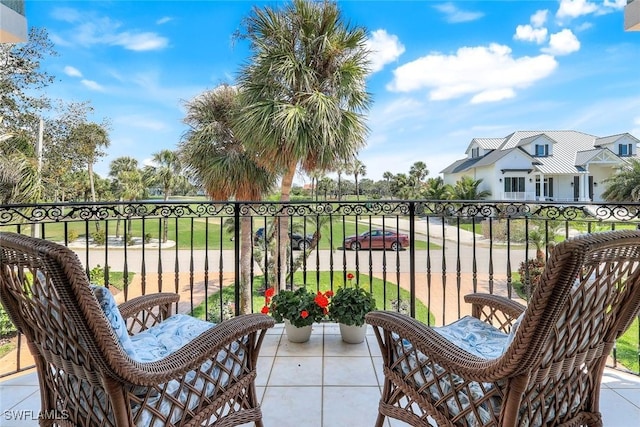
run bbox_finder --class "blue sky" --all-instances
[25,0,639,184]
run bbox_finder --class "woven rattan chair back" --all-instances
[0,232,274,427]
[366,230,640,427]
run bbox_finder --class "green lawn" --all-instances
[191,272,435,325]
[20,215,435,251]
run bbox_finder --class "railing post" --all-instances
[234,202,241,315]
[409,201,416,318]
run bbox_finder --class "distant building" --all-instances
[0,0,27,43]
[441,131,640,202]
[626,0,640,31]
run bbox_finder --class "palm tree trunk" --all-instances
[162,191,170,243]
[275,160,297,291]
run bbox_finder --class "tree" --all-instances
[602,158,640,202]
[448,176,491,200]
[180,84,277,314]
[109,156,139,238]
[146,149,183,243]
[0,125,41,204]
[67,122,110,205]
[423,177,448,200]
[382,171,394,197]
[347,158,366,200]
[0,27,56,133]
[237,0,371,290]
[409,161,429,195]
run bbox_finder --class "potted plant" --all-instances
[262,286,332,342]
[329,273,376,343]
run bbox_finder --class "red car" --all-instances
[343,229,409,251]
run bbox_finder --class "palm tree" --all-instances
[69,122,110,204]
[448,176,491,200]
[347,159,366,200]
[109,156,139,238]
[382,171,394,198]
[409,161,429,195]
[236,0,371,289]
[423,177,448,200]
[602,158,640,201]
[179,84,277,313]
[146,149,182,243]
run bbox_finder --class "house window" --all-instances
[535,177,554,198]
[534,144,549,157]
[471,147,480,158]
[504,177,525,193]
[619,143,633,157]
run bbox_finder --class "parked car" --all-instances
[254,227,313,251]
[343,229,409,251]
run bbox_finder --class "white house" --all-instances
[441,131,640,202]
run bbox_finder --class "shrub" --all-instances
[518,258,546,299]
[91,230,106,245]
[0,306,17,337]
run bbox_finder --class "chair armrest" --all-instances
[118,293,180,334]
[464,293,526,333]
[366,311,522,383]
[113,314,275,386]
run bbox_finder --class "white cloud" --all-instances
[387,43,558,104]
[531,10,549,28]
[557,0,599,20]
[365,29,405,73]
[63,66,83,78]
[542,29,581,56]
[156,17,172,25]
[555,0,623,20]
[115,115,169,131]
[50,8,168,52]
[111,32,168,51]
[433,2,484,23]
[81,79,104,91]
[514,25,548,44]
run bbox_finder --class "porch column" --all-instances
[580,173,589,202]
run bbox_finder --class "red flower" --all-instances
[300,310,309,319]
[265,288,275,298]
[347,273,354,280]
[261,305,269,314]
[324,290,334,298]
[315,292,329,308]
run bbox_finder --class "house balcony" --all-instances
[1,322,639,426]
[626,0,640,31]
[0,0,27,43]
[0,199,639,424]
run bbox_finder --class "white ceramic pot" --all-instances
[339,323,367,344]
[284,319,313,343]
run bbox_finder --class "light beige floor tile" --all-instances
[259,334,282,357]
[276,334,324,356]
[323,356,378,386]
[371,356,385,385]
[1,390,41,427]
[265,323,284,335]
[324,334,371,356]
[261,386,322,427]
[0,372,38,386]
[323,323,341,335]
[614,388,640,408]
[255,356,275,387]
[602,368,640,389]
[600,388,640,425]
[322,386,381,426]
[367,335,383,357]
[0,386,39,410]
[268,356,323,386]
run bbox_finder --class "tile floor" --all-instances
[1,323,639,427]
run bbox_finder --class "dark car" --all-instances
[343,229,409,251]
[254,228,313,251]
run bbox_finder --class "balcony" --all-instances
[1,323,639,426]
[0,0,27,43]
[626,0,640,31]
[0,200,639,424]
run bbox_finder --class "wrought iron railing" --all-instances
[0,200,639,377]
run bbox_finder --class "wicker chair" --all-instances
[366,230,640,427]
[0,232,275,427]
